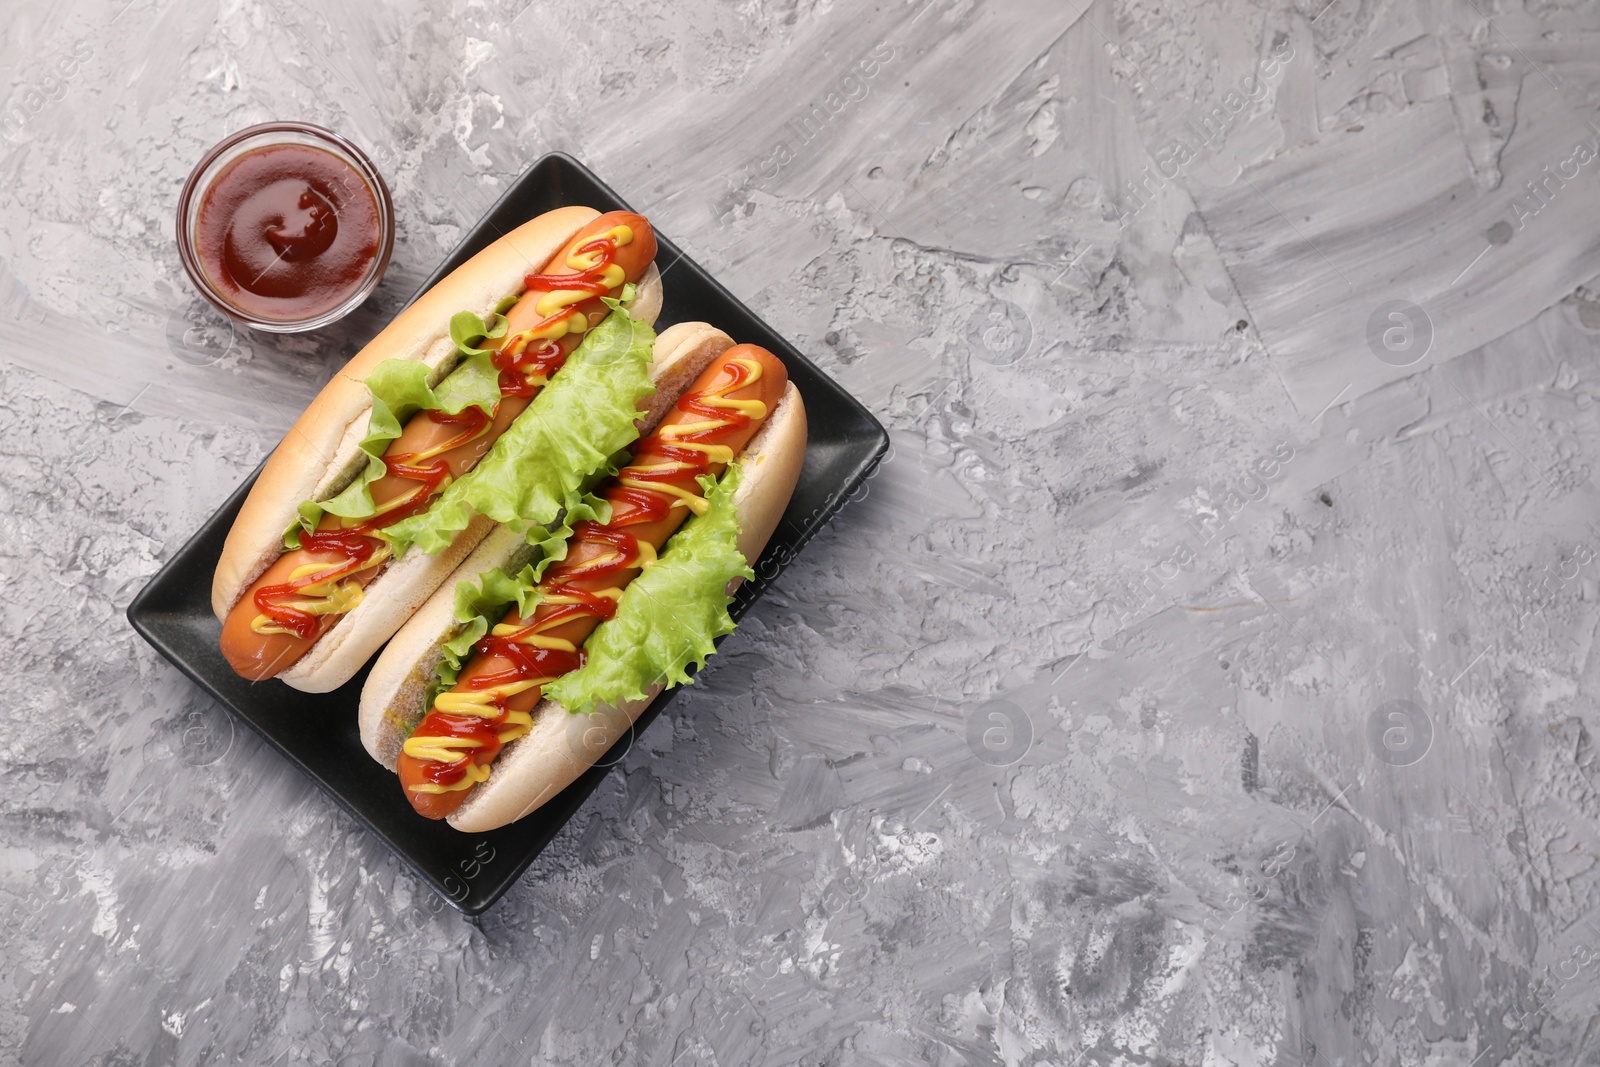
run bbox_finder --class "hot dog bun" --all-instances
[209,206,663,692]
[359,380,806,831]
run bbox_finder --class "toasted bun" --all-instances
[357,379,807,831]
[358,323,743,758]
[210,207,664,692]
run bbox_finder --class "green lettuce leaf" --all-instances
[283,310,510,549]
[381,300,656,558]
[543,464,754,716]
[449,309,508,356]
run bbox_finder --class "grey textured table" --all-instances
[5,0,1600,1063]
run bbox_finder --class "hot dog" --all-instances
[213,207,665,692]
[359,337,808,831]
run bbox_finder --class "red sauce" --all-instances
[380,406,493,522]
[251,529,385,640]
[492,337,565,399]
[523,239,618,294]
[413,716,507,787]
[194,143,381,322]
[467,646,586,693]
[487,235,630,397]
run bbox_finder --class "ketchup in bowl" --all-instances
[178,123,394,332]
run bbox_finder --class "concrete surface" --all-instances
[5,0,1600,1063]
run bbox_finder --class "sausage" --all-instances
[397,345,789,818]
[219,212,657,681]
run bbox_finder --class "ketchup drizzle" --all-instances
[491,337,564,399]
[251,529,384,640]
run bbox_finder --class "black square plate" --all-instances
[127,152,888,914]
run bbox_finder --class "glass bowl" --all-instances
[176,121,394,333]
